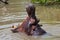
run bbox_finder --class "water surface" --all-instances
[0,0,60,40]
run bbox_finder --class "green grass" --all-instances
[31,0,60,5]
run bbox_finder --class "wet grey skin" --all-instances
[11,4,47,36]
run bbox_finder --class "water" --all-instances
[0,0,60,40]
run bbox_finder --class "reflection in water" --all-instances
[0,0,60,40]
[0,6,27,25]
[2,6,7,14]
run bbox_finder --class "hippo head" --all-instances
[29,24,46,36]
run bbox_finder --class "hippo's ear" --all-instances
[40,24,43,27]
[36,24,42,28]
[37,19,40,23]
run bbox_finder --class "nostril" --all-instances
[33,29,35,31]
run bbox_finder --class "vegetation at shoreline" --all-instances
[31,0,60,5]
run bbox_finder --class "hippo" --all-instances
[11,4,46,36]
[0,0,8,4]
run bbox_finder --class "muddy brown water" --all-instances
[0,0,60,40]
